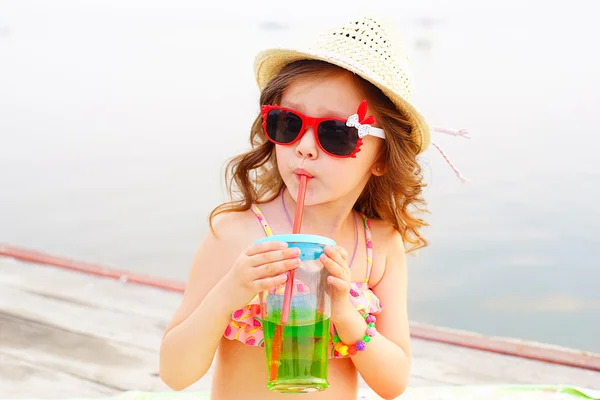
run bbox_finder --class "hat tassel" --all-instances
[429,126,471,184]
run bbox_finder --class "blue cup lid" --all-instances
[255,233,336,246]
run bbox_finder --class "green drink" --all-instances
[263,311,330,393]
[255,234,335,393]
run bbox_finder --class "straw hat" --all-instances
[254,15,431,154]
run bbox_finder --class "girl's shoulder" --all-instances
[364,217,405,252]
[209,207,269,246]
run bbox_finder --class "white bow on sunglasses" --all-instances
[345,100,386,140]
[346,113,386,139]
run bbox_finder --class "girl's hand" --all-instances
[320,245,355,322]
[220,241,301,312]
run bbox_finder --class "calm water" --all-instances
[1,1,599,352]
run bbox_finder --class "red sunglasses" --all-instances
[261,100,386,158]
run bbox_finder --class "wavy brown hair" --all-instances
[209,60,429,252]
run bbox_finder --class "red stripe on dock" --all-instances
[0,243,185,293]
[1,243,599,372]
[409,323,600,372]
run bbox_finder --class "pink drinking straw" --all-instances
[269,174,308,380]
[281,174,308,324]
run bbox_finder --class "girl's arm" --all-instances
[159,214,246,390]
[330,229,411,400]
[159,212,299,390]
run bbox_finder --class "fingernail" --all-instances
[293,248,301,256]
[280,242,288,249]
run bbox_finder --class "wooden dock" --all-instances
[1,249,599,399]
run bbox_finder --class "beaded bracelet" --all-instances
[332,313,377,356]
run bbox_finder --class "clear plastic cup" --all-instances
[256,233,335,393]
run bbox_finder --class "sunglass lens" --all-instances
[317,121,358,156]
[266,109,303,144]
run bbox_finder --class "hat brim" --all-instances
[254,47,431,153]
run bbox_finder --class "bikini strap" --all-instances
[250,204,273,237]
[361,213,374,284]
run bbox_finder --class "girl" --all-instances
[159,15,467,400]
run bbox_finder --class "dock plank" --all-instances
[410,339,600,387]
[0,311,168,392]
[0,353,118,398]
[0,284,166,351]
[1,256,599,398]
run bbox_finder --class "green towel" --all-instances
[12,385,600,400]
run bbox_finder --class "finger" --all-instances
[245,240,288,256]
[248,247,301,267]
[253,257,300,279]
[254,273,288,292]
[334,245,349,262]
[327,276,350,292]
[324,246,349,271]
[320,253,349,281]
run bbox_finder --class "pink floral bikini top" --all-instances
[223,204,384,359]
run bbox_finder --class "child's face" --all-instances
[275,71,384,206]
